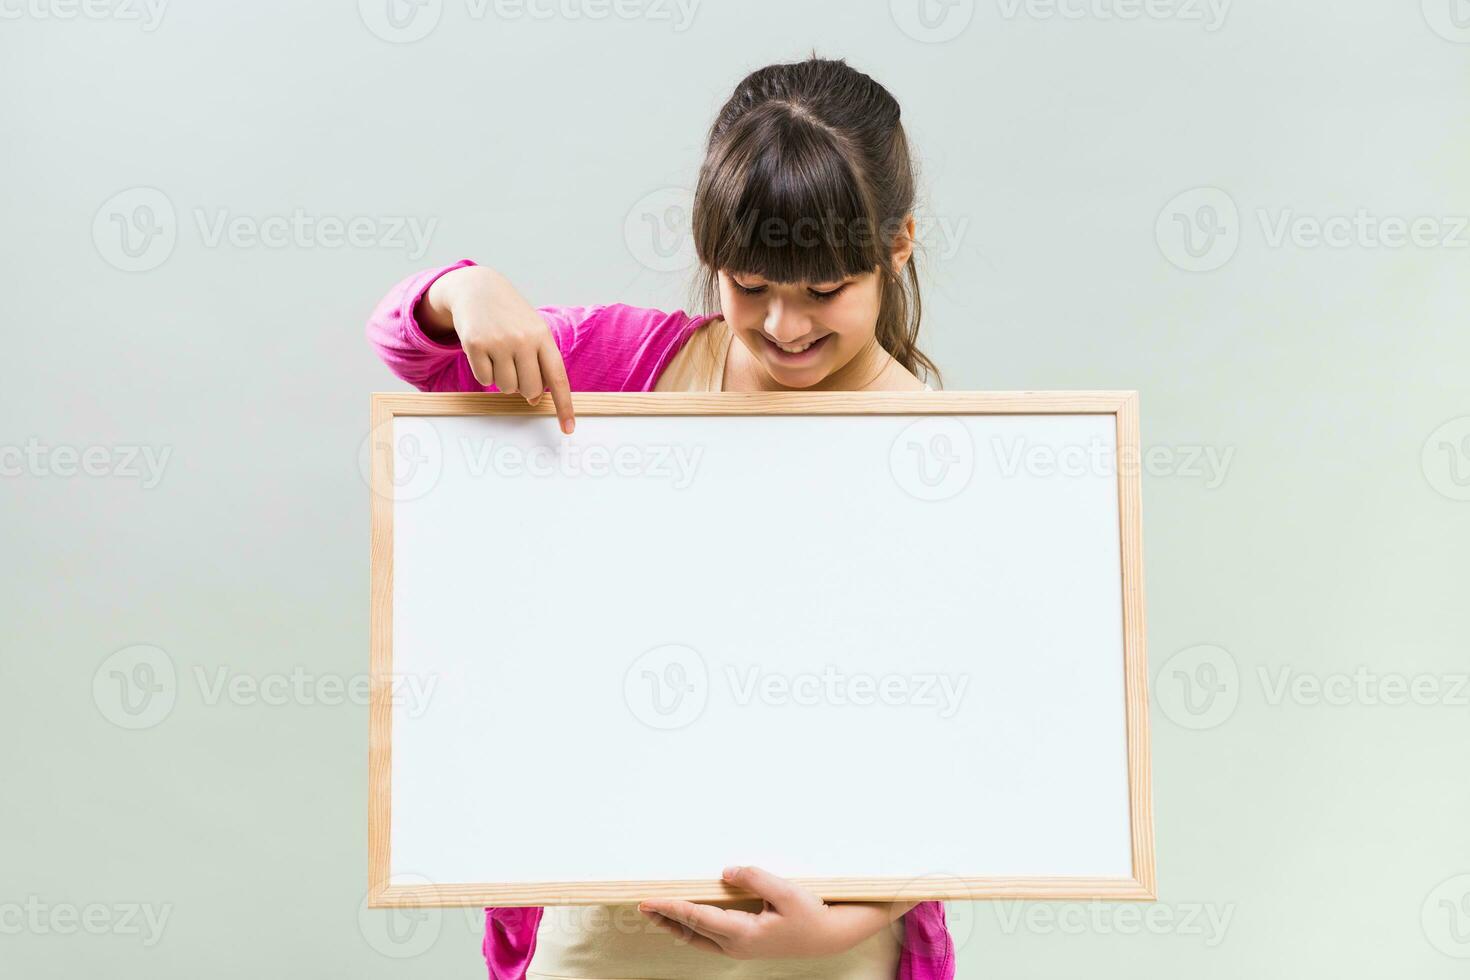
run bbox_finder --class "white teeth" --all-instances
[775,339,815,354]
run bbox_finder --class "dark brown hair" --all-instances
[691,57,939,384]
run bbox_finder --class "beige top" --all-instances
[526,316,902,979]
[527,903,902,980]
[653,315,734,393]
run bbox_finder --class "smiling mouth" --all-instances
[763,333,831,357]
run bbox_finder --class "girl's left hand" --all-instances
[638,866,915,960]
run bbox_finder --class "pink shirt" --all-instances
[366,261,957,980]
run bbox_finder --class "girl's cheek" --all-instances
[723,292,765,328]
[830,295,878,344]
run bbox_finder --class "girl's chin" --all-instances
[759,360,831,389]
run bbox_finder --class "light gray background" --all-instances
[2,1,1468,977]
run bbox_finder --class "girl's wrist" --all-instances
[419,266,478,342]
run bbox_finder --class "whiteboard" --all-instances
[368,392,1153,907]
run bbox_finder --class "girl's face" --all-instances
[717,269,883,390]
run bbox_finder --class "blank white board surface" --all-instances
[369,392,1153,906]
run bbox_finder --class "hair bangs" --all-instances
[693,107,888,286]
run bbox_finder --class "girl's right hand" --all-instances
[419,265,576,434]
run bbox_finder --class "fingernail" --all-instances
[563,419,575,435]
[722,866,741,880]
[637,903,649,912]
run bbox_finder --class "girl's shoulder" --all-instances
[540,303,716,393]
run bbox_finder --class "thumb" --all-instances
[722,865,806,913]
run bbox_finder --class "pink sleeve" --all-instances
[899,902,955,980]
[483,907,542,980]
[557,303,711,392]
[363,259,607,393]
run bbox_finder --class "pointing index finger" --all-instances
[539,340,575,435]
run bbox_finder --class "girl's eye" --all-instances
[808,283,849,302]
[730,280,848,300]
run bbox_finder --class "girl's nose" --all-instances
[763,296,809,343]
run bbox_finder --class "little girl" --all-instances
[367,57,955,980]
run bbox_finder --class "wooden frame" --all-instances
[369,390,1154,908]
